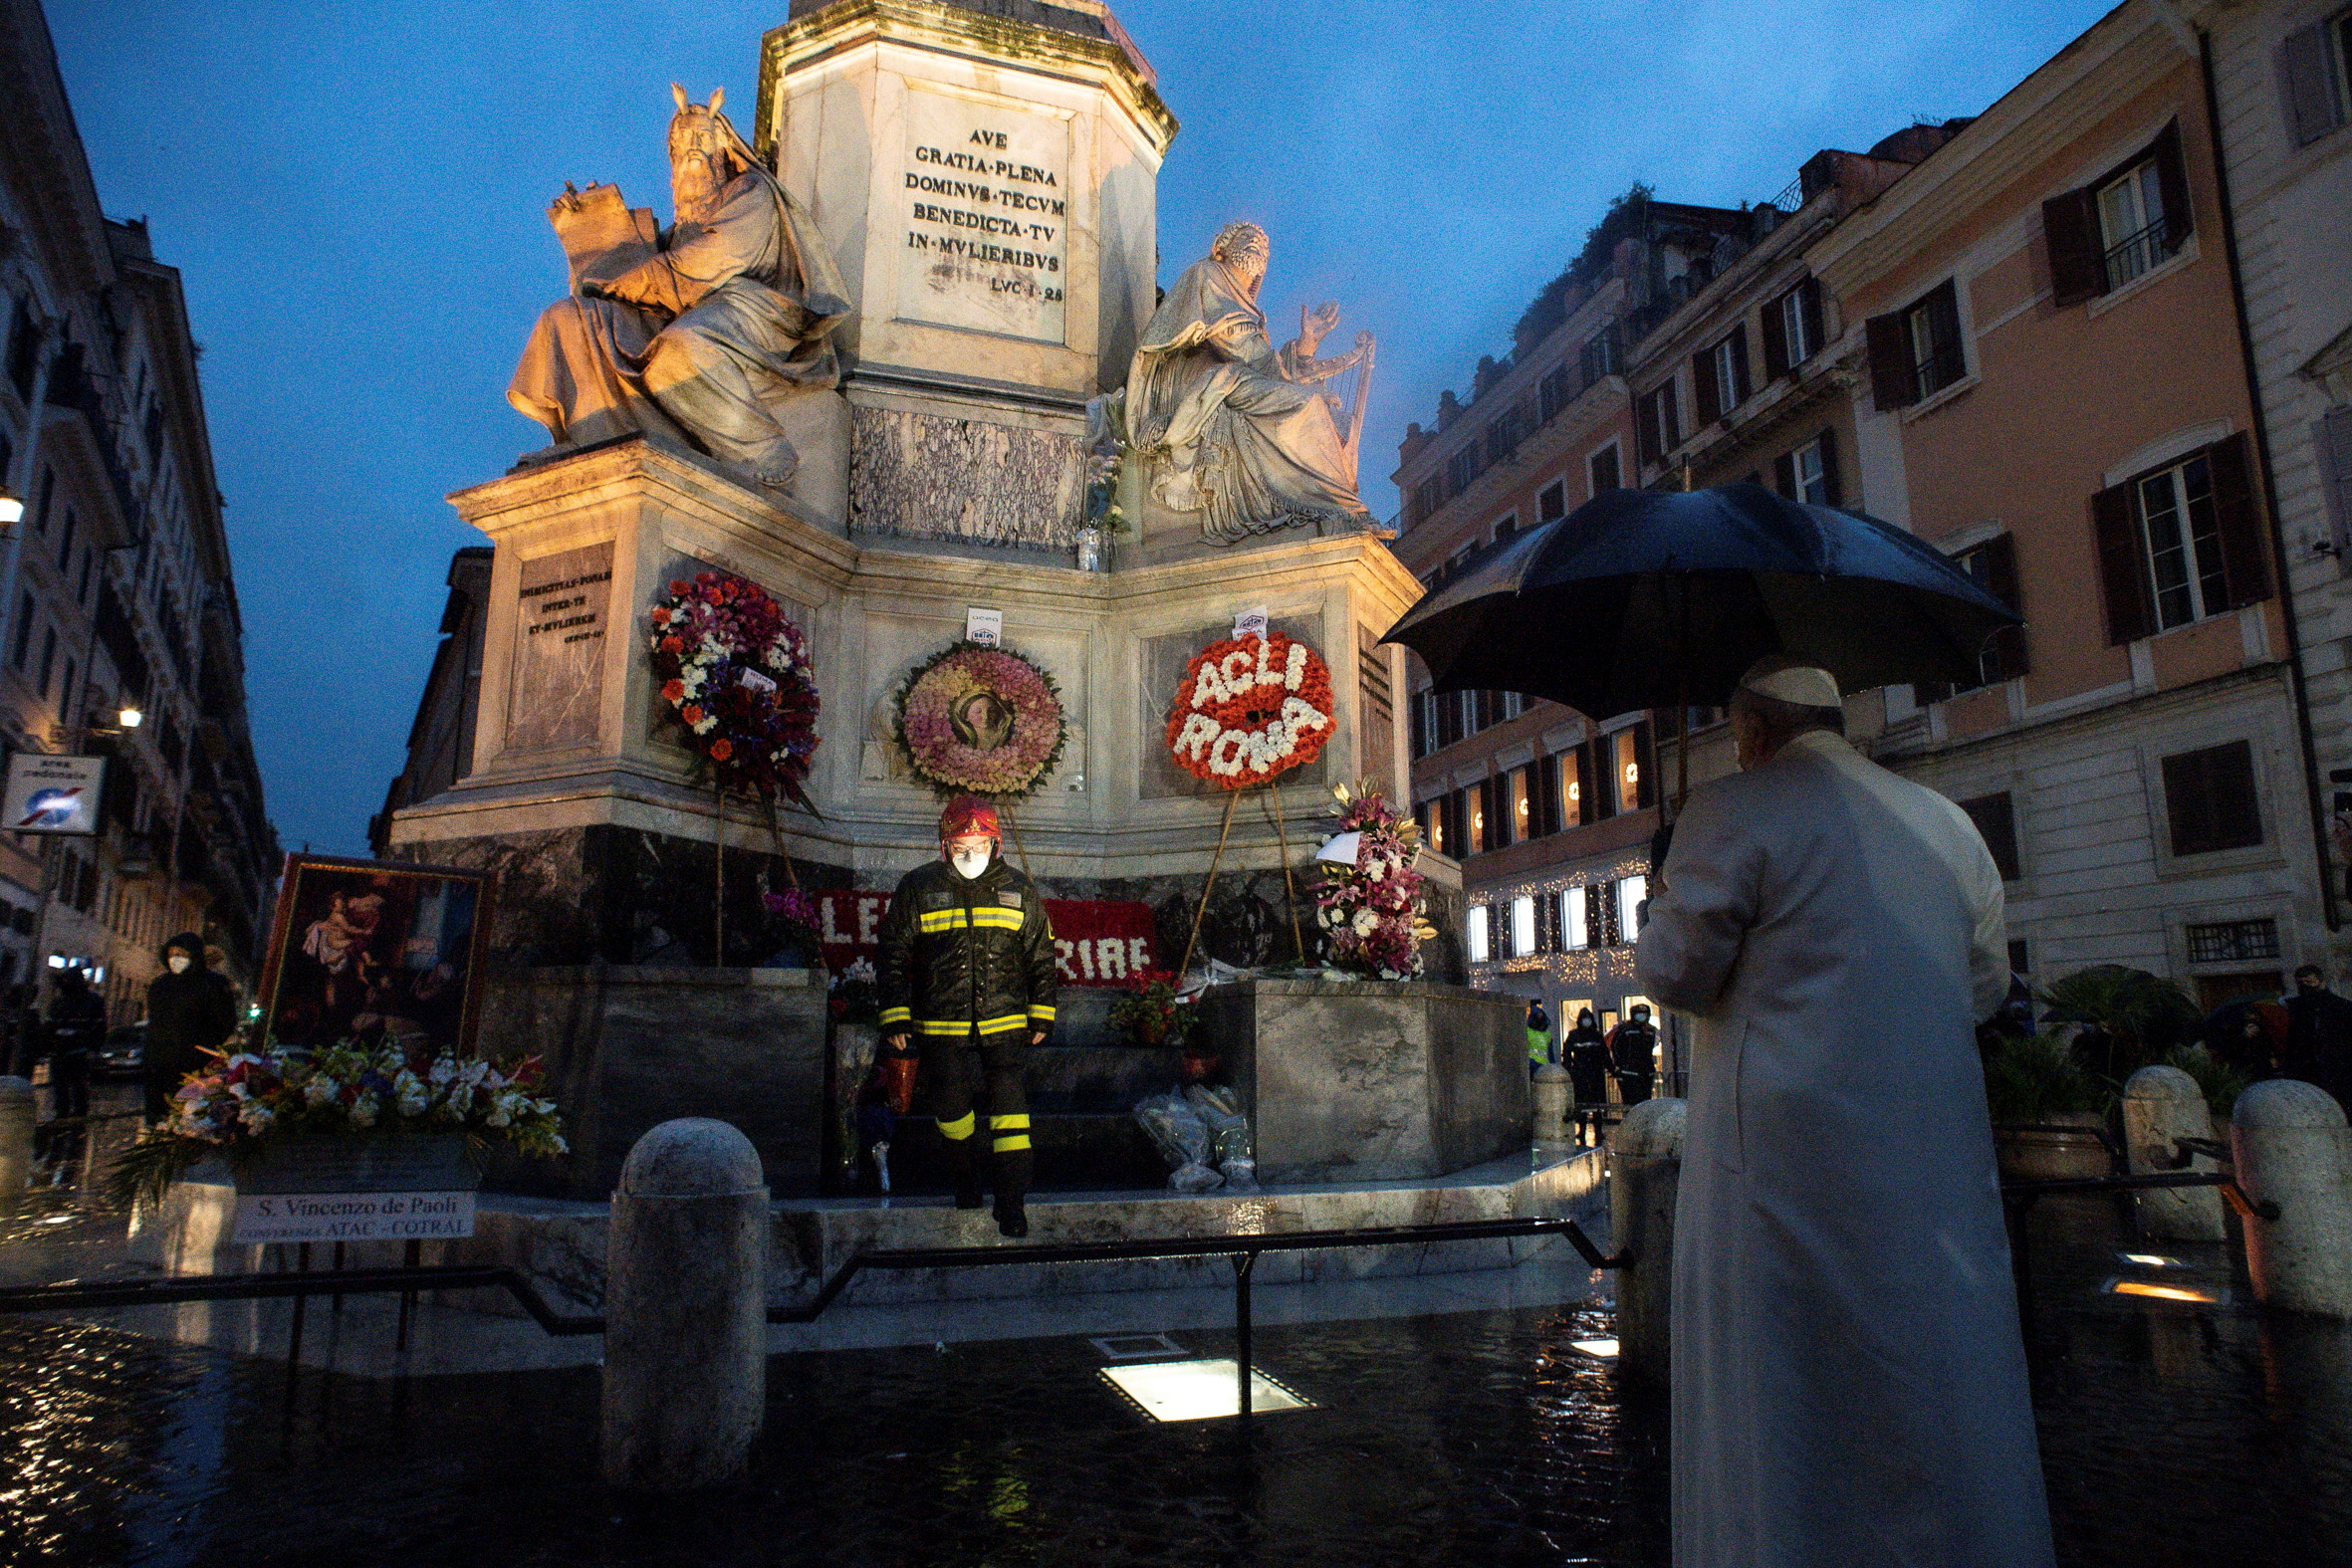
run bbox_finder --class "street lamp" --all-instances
[117,703,142,729]
[0,485,22,530]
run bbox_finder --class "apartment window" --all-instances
[1411,477,1444,527]
[77,547,94,606]
[1562,886,1590,950]
[2042,121,2194,306]
[1486,409,1524,467]
[1615,875,1649,945]
[1579,327,1618,386]
[1507,767,1531,841]
[2094,434,2268,643]
[1493,513,1519,545]
[9,593,30,668]
[1471,782,1492,852]
[60,657,74,714]
[1422,796,1448,856]
[1538,480,1566,523]
[1512,896,1537,959]
[1763,277,1824,378]
[2281,11,2352,145]
[1774,431,1841,508]
[1468,905,1491,965]
[1865,280,1964,409]
[1537,364,1573,424]
[1501,690,1525,721]
[1559,746,1590,827]
[2186,918,2280,964]
[1637,381,1681,466]
[1940,535,2028,688]
[36,626,55,696]
[2162,740,2261,856]
[1693,330,1750,426]
[1958,791,2022,881]
[1410,690,1433,759]
[1607,723,1654,814]
[55,507,76,571]
[1435,687,1464,749]
[1588,442,1622,497]
[1446,445,1482,497]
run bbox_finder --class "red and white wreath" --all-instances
[1165,631,1335,788]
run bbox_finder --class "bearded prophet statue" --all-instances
[1126,222,1376,544]
[508,86,851,489]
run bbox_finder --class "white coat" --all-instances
[1635,730,2053,1568]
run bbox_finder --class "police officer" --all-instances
[1608,1002,1659,1106]
[876,796,1058,1237]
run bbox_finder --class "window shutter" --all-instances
[1772,450,1797,499]
[1980,532,2029,678]
[1576,742,1598,825]
[1761,292,1790,380]
[2279,24,2347,147]
[1637,391,1662,466]
[1798,279,1825,362]
[2042,187,2103,307]
[2150,119,2194,249]
[1410,693,1429,757]
[1533,753,1558,835]
[1692,349,1720,427]
[1634,722,1657,809]
[2092,481,2155,645]
[1925,281,1965,381]
[1588,739,1614,821]
[2208,430,2271,608]
[1865,312,1914,410]
[1660,380,1681,450]
[2318,407,2352,555]
[1729,327,1751,405]
[1817,427,1843,508]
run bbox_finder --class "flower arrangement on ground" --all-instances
[1166,631,1333,788]
[108,1041,568,1209]
[647,571,822,812]
[827,955,880,1026]
[1312,782,1437,981]
[1108,968,1195,1049]
[894,640,1068,799]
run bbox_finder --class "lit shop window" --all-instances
[1616,875,1649,944]
[1512,896,1536,957]
[1468,905,1491,964]
[1562,886,1589,951]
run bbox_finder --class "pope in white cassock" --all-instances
[1635,657,2054,1568]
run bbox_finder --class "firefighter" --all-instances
[876,796,1058,1237]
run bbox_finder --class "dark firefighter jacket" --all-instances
[876,858,1058,1043]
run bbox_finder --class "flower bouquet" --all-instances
[1312,782,1438,981]
[1109,968,1196,1050]
[647,571,823,813]
[827,955,880,1027]
[108,1040,568,1210]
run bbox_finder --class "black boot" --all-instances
[993,1148,1033,1237]
[944,1136,985,1210]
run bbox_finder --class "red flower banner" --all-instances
[815,889,1154,988]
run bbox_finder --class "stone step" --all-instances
[880,1110,1168,1194]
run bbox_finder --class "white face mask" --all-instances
[950,847,993,881]
[167,954,192,974]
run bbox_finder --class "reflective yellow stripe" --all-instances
[1028,1005,1057,1020]
[970,909,1025,930]
[992,1135,1033,1152]
[878,1007,911,1025]
[937,1112,976,1140]
[917,909,968,934]
[989,1113,1031,1131]
[975,1013,1030,1035]
[916,1019,970,1036]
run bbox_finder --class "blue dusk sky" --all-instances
[50,0,2113,855]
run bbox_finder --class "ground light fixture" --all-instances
[0,485,21,529]
[2102,1277,2225,1305]
[2118,1253,2188,1268]
[118,703,142,729]
[1569,1338,1620,1360]
[1099,1359,1312,1422]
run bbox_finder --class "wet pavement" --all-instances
[0,1183,2347,1566]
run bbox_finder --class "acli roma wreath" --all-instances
[895,640,1068,799]
[647,571,822,812]
[1166,631,1334,787]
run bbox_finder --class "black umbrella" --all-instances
[1384,483,2021,721]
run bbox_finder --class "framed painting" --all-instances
[254,854,497,1055]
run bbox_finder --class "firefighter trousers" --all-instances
[920,1038,1031,1211]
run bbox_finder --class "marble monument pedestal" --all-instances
[1194,978,1529,1184]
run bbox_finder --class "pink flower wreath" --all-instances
[893,640,1068,799]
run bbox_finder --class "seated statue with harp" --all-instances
[1126,222,1379,545]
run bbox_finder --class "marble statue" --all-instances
[508,86,851,488]
[1126,222,1376,544]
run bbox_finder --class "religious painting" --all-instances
[254,854,497,1055]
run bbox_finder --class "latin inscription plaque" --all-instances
[897,85,1069,343]
[508,541,612,752]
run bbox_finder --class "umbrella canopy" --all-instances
[1383,483,2022,717]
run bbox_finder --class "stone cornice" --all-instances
[758,0,1178,158]
[1809,10,2188,303]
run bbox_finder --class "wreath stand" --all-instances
[1173,775,1309,981]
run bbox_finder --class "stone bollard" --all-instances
[602,1118,770,1490]
[1531,1062,1571,1148]
[2122,1065,2225,1241]
[1608,1096,1686,1390]
[2232,1079,2352,1319]
[0,1076,31,1209]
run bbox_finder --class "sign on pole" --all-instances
[2,754,105,835]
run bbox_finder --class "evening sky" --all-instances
[49,0,2114,853]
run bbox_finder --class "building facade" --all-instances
[0,0,278,1018]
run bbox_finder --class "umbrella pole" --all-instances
[1675,576,1693,812]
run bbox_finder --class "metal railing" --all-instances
[2101,215,2173,290]
[0,1212,1625,1418]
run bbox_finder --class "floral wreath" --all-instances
[647,571,822,813]
[1166,631,1334,787]
[895,640,1068,799]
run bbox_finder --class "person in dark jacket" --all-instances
[1564,1008,1611,1106]
[42,967,106,1167]
[1607,1002,1659,1106]
[2286,964,2352,1113]
[876,795,1058,1237]
[143,933,239,1125]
